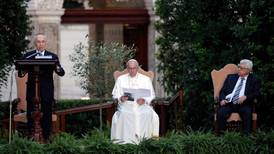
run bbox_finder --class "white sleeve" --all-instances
[143,78,155,105]
[112,77,123,102]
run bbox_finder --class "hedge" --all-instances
[0,130,273,154]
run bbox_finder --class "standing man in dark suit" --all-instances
[22,34,65,141]
[217,59,260,135]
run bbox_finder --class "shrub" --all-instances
[80,129,125,154]
[70,41,135,98]
[0,0,31,98]
[252,131,274,153]
[155,0,274,130]
[0,130,274,153]
[0,134,43,154]
[55,99,110,136]
[45,133,80,154]
[55,99,109,110]
[0,100,17,128]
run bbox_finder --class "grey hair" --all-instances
[36,33,45,36]
[240,59,253,71]
[126,59,139,67]
[35,33,46,41]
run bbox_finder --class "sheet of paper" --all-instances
[35,55,53,59]
[123,88,151,101]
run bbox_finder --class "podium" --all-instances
[14,59,57,142]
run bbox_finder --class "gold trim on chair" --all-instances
[113,68,154,81]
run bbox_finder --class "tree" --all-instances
[70,41,135,98]
[155,0,274,130]
[0,0,31,97]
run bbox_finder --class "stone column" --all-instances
[144,0,166,97]
[27,0,65,99]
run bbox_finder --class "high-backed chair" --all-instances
[13,72,57,132]
[113,67,154,81]
[211,64,257,132]
[14,73,28,123]
[112,68,154,104]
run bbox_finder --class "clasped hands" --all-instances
[220,95,247,106]
[120,96,145,105]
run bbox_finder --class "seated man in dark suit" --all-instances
[217,59,260,135]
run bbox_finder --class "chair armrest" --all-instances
[112,98,119,104]
[12,98,21,114]
[214,96,220,105]
[252,98,258,113]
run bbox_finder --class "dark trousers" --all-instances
[217,104,252,134]
[27,100,53,140]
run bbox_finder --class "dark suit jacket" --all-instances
[219,73,260,105]
[22,50,65,102]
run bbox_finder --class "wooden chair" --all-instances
[211,64,257,133]
[112,67,154,105]
[113,67,154,81]
[12,73,58,133]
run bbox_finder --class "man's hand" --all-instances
[239,96,247,104]
[120,96,128,102]
[137,98,145,105]
[220,100,228,106]
[56,66,61,72]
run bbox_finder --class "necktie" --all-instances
[231,77,245,104]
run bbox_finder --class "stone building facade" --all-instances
[0,0,165,101]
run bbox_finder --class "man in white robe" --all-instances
[111,59,159,144]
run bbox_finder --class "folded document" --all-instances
[123,88,151,101]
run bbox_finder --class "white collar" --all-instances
[36,50,45,55]
[128,73,139,79]
[240,74,248,80]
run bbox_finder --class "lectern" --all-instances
[14,59,57,142]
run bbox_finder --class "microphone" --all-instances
[25,52,39,59]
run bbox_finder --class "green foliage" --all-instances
[178,131,221,153]
[155,0,274,130]
[137,136,182,153]
[55,98,110,110]
[0,101,9,124]
[220,132,253,153]
[0,100,18,128]
[0,0,31,97]
[65,111,101,137]
[46,133,80,154]
[252,131,274,153]
[0,134,44,154]
[55,99,109,136]
[0,129,8,144]
[70,41,135,98]
[0,130,274,153]
[0,99,109,137]
[81,129,125,154]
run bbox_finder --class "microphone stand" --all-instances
[26,52,38,59]
[8,65,15,144]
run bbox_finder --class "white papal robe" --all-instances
[111,73,159,144]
